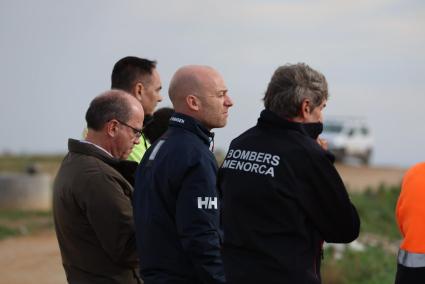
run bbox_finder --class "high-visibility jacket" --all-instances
[395,162,425,283]
[127,134,150,163]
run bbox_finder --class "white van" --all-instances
[321,117,374,165]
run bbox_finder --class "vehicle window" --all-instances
[361,127,369,135]
[348,128,355,136]
[324,124,343,133]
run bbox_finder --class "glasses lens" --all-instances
[134,130,142,138]
[117,120,142,138]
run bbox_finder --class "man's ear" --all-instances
[300,99,311,119]
[106,120,119,137]
[186,95,201,111]
[132,82,145,102]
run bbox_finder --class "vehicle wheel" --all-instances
[333,149,345,163]
[360,149,372,165]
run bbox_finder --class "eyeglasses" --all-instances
[116,120,143,138]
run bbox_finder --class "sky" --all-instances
[0,0,424,167]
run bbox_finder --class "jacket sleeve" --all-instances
[79,173,139,267]
[288,145,360,243]
[175,158,226,284]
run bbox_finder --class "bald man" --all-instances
[133,65,233,284]
[54,90,144,283]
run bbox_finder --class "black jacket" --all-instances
[218,110,360,284]
[133,113,225,284]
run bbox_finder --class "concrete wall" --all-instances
[0,173,52,210]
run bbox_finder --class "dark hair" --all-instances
[85,90,132,131]
[263,63,328,119]
[143,107,174,143]
[111,56,157,92]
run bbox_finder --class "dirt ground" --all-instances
[0,230,66,284]
[335,163,406,192]
[0,164,407,284]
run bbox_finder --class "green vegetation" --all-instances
[0,210,53,240]
[322,185,401,284]
[323,245,396,284]
[0,154,64,175]
[352,184,401,241]
[0,226,20,240]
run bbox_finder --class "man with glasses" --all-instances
[111,56,163,163]
[116,119,144,138]
[53,90,144,284]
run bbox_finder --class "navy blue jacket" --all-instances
[218,110,360,284]
[133,113,225,284]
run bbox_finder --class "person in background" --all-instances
[111,56,163,162]
[133,65,233,284]
[395,162,425,284]
[53,90,143,284]
[142,107,174,144]
[218,63,360,284]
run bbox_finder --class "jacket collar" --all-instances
[67,138,138,184]
[168,112,214,146]
[257,109,335,162]
[68,138,116,162]
[257,109,308,135]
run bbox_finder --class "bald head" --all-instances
[85,89,144,159]
[168,65,233,130]
[168,65,220,111]
[86,89,144,131]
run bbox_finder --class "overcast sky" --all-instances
[1,0,424,167]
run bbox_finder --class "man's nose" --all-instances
[134,136,141,145]
[225,95,234,107]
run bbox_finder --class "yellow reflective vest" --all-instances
[127,134,150,163]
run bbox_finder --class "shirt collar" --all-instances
[79,140,113,157]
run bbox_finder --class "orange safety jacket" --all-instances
[395,162,425,283]
[397,162,425,254]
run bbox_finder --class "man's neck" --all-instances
[85,131,113,157]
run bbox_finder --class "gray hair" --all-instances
[85,90,132,131]
[263,63,328,118]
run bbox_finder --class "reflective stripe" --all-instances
[149,140,165,161]
[398,249,425,268]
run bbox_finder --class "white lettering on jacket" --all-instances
[170,117,185,124]
[222,149,280,177]
[197,197,218,209]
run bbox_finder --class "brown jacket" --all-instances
[53,139,141,284]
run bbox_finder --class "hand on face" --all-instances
[317,137,328,150]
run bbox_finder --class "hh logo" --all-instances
[197,197,218,209]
